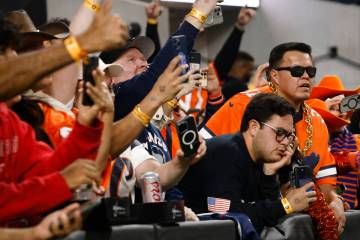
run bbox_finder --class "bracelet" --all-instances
[147,18,158,25]
[132,105,151,127]
[281,198,293,215]
[84,0,100,12]
[64,36,88,62]
[188,8,207,24]
[167,98,178,109]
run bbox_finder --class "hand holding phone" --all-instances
[171,35,188,75]
[340,94,360,113]
[204,6,224,28]
[290,166,314,191]
[176,116,200,158]
[82,57,99,106]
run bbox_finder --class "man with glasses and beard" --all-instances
[199,42,346,235]
[179,93,317,233]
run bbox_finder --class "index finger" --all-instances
[100,0,112,15]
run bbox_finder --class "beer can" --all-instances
[140,172,162,203]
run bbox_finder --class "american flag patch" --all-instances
[207,197,231,214]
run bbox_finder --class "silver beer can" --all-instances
[140,172,162,203]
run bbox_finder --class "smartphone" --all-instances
[82,56,99,106]
[189,52,201,72]
[199,69,208,88]
[291,166,313,191]
[340,94,360,113]
[176,116,200,158]
[204,6,224,28]
[171,35,188,75]
[64,198,101,227]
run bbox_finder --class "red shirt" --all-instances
[0,103,102,225]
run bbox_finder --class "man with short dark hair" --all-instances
[179,93,316,232]
[199,42,346,234]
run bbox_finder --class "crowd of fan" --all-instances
[0,0,359,239]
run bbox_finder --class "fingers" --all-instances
[101,0,112,15]
[302,181,314,190]
[308,197,317,203]
[166,56,182,73]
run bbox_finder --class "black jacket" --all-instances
[179,133,286,232]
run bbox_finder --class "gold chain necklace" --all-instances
[269,83,313,156]
[298,102,313,157]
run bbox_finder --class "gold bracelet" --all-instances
[147,18,158,25]
[188,8,207,24]
[281,198,293,215]
[84,0,100,12]
[64,36,88,62]
[167,98,178,109]
[132,105,150,127]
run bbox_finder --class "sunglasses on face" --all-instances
[275,66,317,78]
[261,122,296,143]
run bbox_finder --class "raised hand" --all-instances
[77,68,114,126]
[78,0,129,53]
[249,63,269,88]
[193,0,219,16]
[236,8,257,29]
[146,0,162,19]
[148,56,193,104]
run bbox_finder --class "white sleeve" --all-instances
[130,144,157,170]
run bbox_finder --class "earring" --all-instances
[268,81,278,95]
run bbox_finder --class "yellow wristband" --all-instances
[281,198,293,215]
[132,105,151,127]
[84,0,100,12]
[167,98,178,109]
[64,36,88,62]
[147,18,158,25]
[188,8,207,24]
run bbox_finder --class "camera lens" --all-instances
[348,99,358,109]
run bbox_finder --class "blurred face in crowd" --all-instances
[251,114,294,163]
[112,48,148,84]
[270,51,314,109]
[229,60,255,82]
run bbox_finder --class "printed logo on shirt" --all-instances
[60,127,72,139]
[147,131,168,152]
[304,152,320,170]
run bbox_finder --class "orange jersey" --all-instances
[161,123,180,159]
[200,86,337,186]
[179,87,208,118]
[39,102,76,147]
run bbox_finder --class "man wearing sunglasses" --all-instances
[199,42,345,234]
[179,93,317,233]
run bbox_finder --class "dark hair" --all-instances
[268,42,312,71]
[240,93,295,132]
[0,16,21,52]
[235,51,254,63]
[11,97,53,148]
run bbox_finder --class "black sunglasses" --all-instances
[275,66,317,78]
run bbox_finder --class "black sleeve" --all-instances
[259,173,281,200]
[213,27,244,81]
[146,22,161,63]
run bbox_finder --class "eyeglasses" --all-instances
[260,122,296,143]
[275,66,317,78]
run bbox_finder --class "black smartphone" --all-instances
[189,52,201,72]
[68,198,102,222]
[171,35,188,75]
[82,56,99,106]
[175,116,200,158]
[291,166,313,191]
[339,94,360,113]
